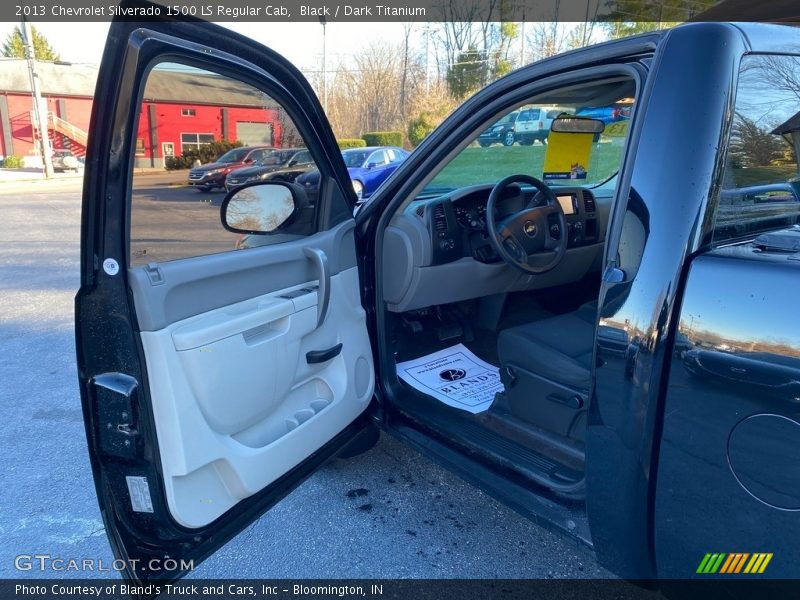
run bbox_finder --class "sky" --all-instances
[0,21,414,71]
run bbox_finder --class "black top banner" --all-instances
[5,0,800,23]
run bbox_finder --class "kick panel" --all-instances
[138,266,374,528]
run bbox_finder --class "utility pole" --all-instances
[519,0,526,68]
[22,19,54,178]
[319,17,327,113]
[582,0,591,47]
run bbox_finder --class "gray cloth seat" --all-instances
[498,302,597,392]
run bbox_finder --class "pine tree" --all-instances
[602,0,718,39]
[2,26,60,61]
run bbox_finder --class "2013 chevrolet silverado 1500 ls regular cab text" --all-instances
[75,3,800,592]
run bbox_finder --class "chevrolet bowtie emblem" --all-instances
[524,221,537,236]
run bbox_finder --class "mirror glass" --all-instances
[223,184,296,233]
[550,116,605,134]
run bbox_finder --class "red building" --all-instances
[0,59,281,168]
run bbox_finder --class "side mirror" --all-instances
[221,182,307,235]
[243,158,254,164]
[288,159,298,167]
[366,162,378,169]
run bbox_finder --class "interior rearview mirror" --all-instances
[221,183,305,235]
[550,116,605,134]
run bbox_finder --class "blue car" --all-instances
[575,104,632,124]
[296,146,409,204]
[344,146,409,200]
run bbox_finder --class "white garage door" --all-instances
[236,122,273,146]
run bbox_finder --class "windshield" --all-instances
[217,148,251,163]
[424,77,636,196]
[342,150,368,168]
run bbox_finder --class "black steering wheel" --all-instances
[485,174,568,275]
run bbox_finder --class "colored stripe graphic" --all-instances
[758,554,773,573]
[719,554,735,574]
[696,554,713,573]
[698,552,773,574]
[720,554,735,573]
[697,553,727,574]
[744,554,760,573]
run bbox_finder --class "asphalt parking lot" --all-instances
[0,177,613,580]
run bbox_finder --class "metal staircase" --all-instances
[31,111,88,157]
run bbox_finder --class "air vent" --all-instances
[583,194,596,213]
[433,204,448,231]
[415,205,425,218]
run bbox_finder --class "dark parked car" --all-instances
[77,13,800,590]
[187,145,274,191]
[477,110,520,147]
[224,147,314,191]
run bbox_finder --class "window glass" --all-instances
[246,149,272,164]
[500,111,518,124]
[293,151,312,164]
[713,54,800,243]
[180,133,214,154]
[425,76,636,195]
[342,149,368,168]
[130,63,317,266]
[369,151,388,166]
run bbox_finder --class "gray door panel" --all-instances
[130,220,357,331]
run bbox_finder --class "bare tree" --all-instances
[318,40,427,141]
[527,22,560,61]
[355,43,402,132]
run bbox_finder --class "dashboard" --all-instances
[382,182,612,313]
[413,183,601,266]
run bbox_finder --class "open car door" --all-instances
[76,3,376,581]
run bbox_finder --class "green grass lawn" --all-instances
[425,142,798,192]
[429,143,623,189]
[730,165,798,188]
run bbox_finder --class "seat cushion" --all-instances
[498,305,596,391]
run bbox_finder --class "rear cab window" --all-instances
[712,54,800,243]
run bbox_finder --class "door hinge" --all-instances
[92,373,140,459]
[145,262,165,286]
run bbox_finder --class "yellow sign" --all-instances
[605,121,630,137]
[543,130,593,181]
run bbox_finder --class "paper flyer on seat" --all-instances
[396,344,503,414]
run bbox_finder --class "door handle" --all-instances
[306,343,343,364]
[303,247,330,328]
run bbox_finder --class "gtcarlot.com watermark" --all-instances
[14,553,194,573]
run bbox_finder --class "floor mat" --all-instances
[396,344,504,414]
